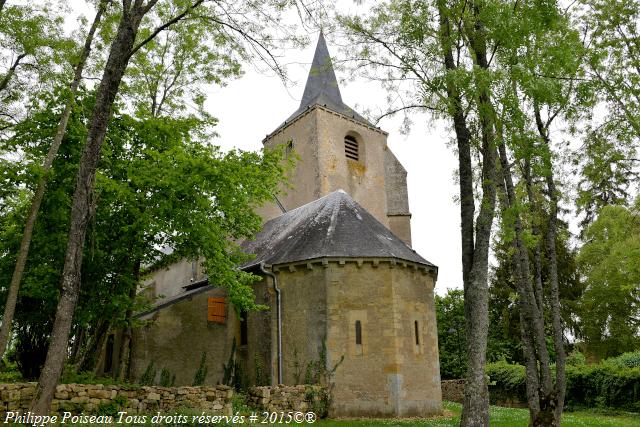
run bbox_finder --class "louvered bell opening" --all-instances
[344,135,359,161]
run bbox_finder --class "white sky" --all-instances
[204,35,463,295]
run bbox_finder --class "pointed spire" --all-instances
[266,32,374,138]
[299,31,343,109]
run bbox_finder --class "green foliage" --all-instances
[605,352,640,370]
[577,202,640,359]
[96,395,128,416]
[0,90,290,374]
[567,351,587,367]
[435,289,467,379]
[253,354,266,387]
[192,352,208,386]
[565,364,640,412]
[0,2,72,135]
[486,361,527,404]
[222,338,237,387]
[486,360,640,412]
[160,368,175,387]
[139,361,156,386]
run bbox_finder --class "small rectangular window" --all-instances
[414,320,420,345]
[207,297,226,324]
[355,320,362,345]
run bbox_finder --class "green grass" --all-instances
[10,402,640,426]
[315,402,640,427]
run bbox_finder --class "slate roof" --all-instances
[270,32,374,136]
[240,190,436,270]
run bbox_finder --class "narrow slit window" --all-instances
[414,320,420,345]
[355,320,362,345]
[344,135,359,161]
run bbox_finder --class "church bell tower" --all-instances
[259,32,413,246]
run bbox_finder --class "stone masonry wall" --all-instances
[0,383,233,416]
[247,385,325,413]
[440,380,465,403]
[0,383,325,417]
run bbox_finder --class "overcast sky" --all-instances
[204,33,463,294]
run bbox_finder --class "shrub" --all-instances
[604,351,640,369]
[486,359,640,411]
[565,363,640,411]
[486,361,527,404]
[566,350,586,366]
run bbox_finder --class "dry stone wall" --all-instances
[0,383,325,417]
[440,380,465,403]
[247,385,325,413]
[0,383,233,416]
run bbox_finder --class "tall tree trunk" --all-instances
[92,325,112,377]
[534,103,566,424]
[437,2,498,425]
[0,0,107,359]
[29,7,145,414]
[496,168,542,422]
[497,140,559,426]
[116,260,140,381]
[74,320,109,373]
[460,3,500,425]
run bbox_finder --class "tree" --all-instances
[0,2,70,137]
[340,0,589,424]
[341,2,500,423]
[0,90,290,378]
[577,0,640,228]
[28,0,312,412]
[0,0,108,360]
[577,201,640,359]
[436,289,467,379]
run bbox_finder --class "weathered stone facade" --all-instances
[121,33,442,418]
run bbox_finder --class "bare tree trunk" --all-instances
[534,104,566,424]
[116,260,140,381]
[92,325,111,377]
[29,6,146,414]
[73,320,109,372]
[460,3,500,425]
[437,2,498,425]
[0,0,107,359]
[497,139,560,426]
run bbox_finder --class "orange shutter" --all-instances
[207,297,226,324]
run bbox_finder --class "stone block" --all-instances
[147,392,160,401]
[88,389,111,399]
[55,391,69,400]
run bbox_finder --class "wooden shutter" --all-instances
[207,297,226,324]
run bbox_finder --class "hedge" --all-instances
[485,358,640,411]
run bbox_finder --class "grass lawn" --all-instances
[315,402,640,427]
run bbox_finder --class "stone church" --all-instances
[107,33,442,417]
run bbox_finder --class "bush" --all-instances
[604,351,640,369]
[566,351,586,366]
[486,361,527,404]
[486,359,640,411]
[565,364,640,411]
